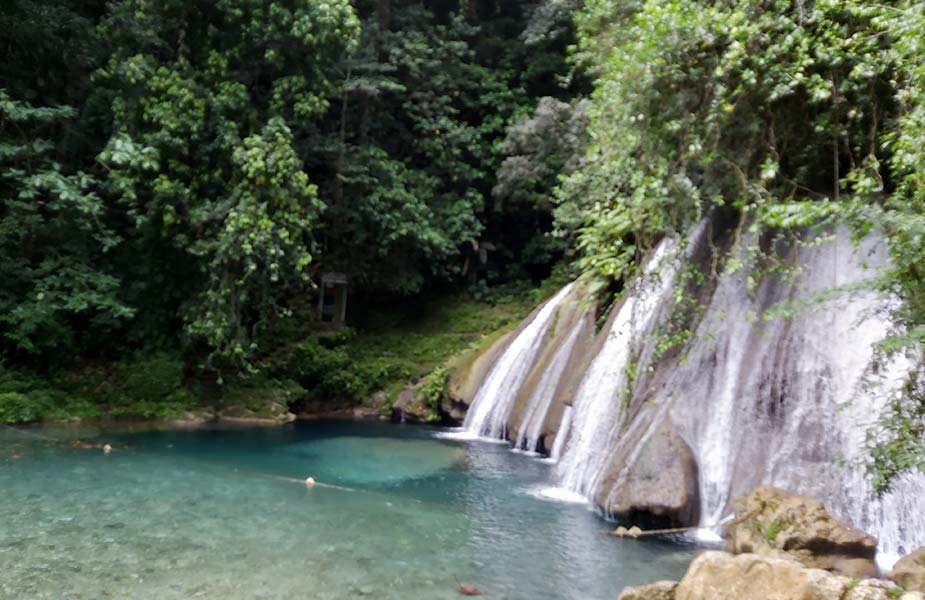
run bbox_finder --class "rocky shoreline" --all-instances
[618,486,925,600]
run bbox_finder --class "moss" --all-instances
[764,520,785,543]
[886,588,904,600]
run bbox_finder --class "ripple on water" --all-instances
[0,421,698,600]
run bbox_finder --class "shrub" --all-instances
[0,392,46,424]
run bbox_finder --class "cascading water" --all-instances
[513,316,588,453]
[453,223,923,564]
[462,283,575,439]
[657,230,925,562]
[555,238,681,498]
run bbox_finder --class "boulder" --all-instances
[846,580,905,600]
[600,421,700,527]
[674,551,895,600]
[726,486,878,577]
[617,580,677,600]
[889,548,925,593]
[391,384,433,424]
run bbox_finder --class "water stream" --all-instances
[462,283,575,439]
[555,237,681,499]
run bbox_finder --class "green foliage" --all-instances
[66,354,195,420]
[260,289,535,405]
[93,0,359,365]
[0,392,46,425]
[560,0,896,287]
[221,375,305,419]
[0,90,131,362]
[868,368,925,494]
[560,0,925,488]
[0,368,99,424]
[420,365,449,421]
[280,334,391,401]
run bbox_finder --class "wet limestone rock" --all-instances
[673,551,896,600]
[601,422,700,527]
[889,548,925,593]
[391,384,432,424]
[727,486,878,577]
[617,580,677,600]
[447,330,515,408]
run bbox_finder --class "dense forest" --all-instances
[1,0,924,484]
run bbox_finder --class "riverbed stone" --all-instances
[617,580,677,600]
[889,548,925,593]
[726,486,878,577]
[601,421,700,527]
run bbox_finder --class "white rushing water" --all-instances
[513,315,587,453]
[457,224,923,564]
[659,230,925,563]
[463,283,575,439]
[554,238,681,498]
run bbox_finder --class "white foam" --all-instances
[876,551,901,572]
[689,527,724,544]
[433,429,508,444]
[525,485,590,505]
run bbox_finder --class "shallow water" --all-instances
[0,420,698,600]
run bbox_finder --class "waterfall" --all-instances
[463,283,575,439]
[452,223,923,563]
[659,230,925,561]
[555,237,681,498]
[513,315,587,453]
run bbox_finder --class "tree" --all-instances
[93,0,360,365]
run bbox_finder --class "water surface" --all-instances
[1,420,697,599]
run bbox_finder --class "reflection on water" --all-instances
[0,420,698,600]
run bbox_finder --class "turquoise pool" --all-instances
[0,420,698,599]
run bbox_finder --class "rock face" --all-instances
[447,330,516,408]
[391,383,433,424]
[726,486,879,577]
[617,580,677,600]
[672,552,898,600]
[602,421,700,527]
[889,548,925,593]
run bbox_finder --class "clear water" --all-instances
[0,421,697,600]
